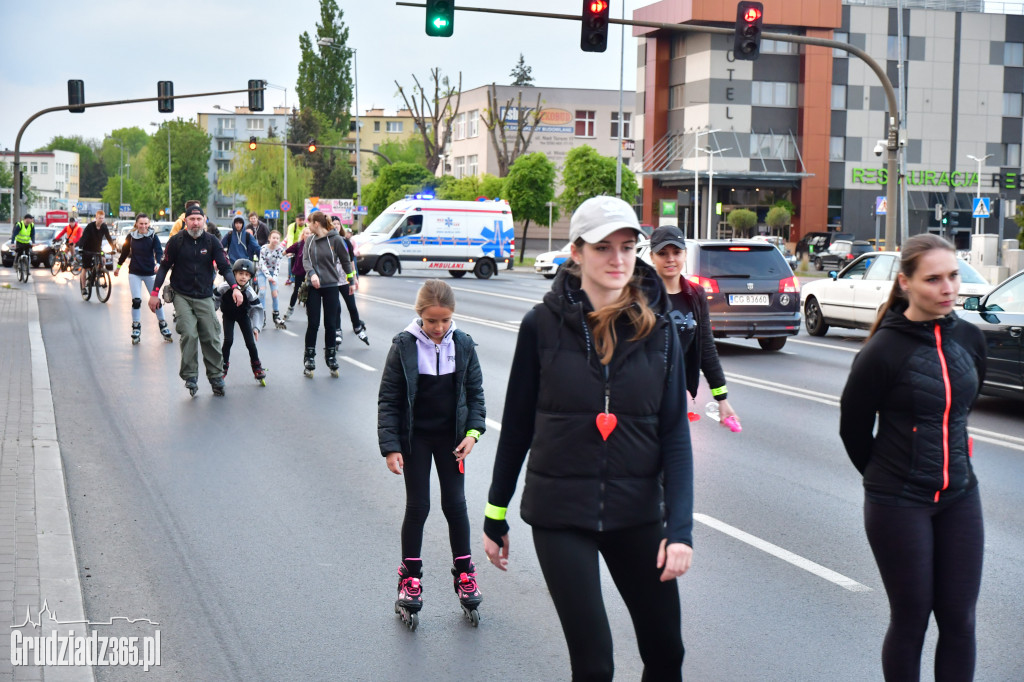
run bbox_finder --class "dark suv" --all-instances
[814,240,873,272]
[639,239,801,351]
[796,231,854,260]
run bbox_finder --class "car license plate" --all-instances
[728,294,769,305]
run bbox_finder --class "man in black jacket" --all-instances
[149,205,242,396]
[78,210,116,295]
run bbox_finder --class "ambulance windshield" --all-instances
[364,212,405,236]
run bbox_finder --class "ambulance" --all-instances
[352,197,515,279]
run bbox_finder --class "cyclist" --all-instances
[9,214,35,276]
[78,210,116,296]
[52,219,82,269]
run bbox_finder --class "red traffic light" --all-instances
[743,6,762,22]
[248,136,257,151]
[307,140,318,153]
[588,0,608,12]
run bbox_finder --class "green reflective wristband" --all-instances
[484,503,507,521]
[711,385,728,397]
[466,429,482,442]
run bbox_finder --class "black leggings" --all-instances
[222,313,259,365]
[289,283,301,309]
[304,286,340,348]
[400,430,470,561]
[532,523,684,681]
[864,489,984,682]
[337,283,363,332]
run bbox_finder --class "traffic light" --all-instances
[941,211,949,226]
[68,80,85,113]
[425,0,454,37]
[733,1,764,61]
[248,79,265,112]
[157,81,174,113]
[934,203,943,222]
[18,169,26,201]
[581,0,610,53]
[307,139,318,153]
[249,136,258,151]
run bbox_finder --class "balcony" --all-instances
[213,150,234,160]
[214,127,236,138]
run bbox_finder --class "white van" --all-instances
[352,198,515,279]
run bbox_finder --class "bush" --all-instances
[727,208,758,237]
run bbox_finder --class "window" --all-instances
[372,143,380,151]
[467,110,479,138]
[40,162,48,174]
[453,113,466,140]
[247,118,264,130]
[467,155,478,176]
[833,31,849,58]
[749,133,797,160]
[217,207,233,219]
[668,85,685,110]
[1004,42,1024,67]
[829,136,845,161]
[1004,92,1023,117]
[454,156,466,179]
[575,110,596,137]
[217,139,233,151]
[761,38,798,55]
[751,82,798,107]
[831,84,847,110]
[219,118,235,129]
[669,35,685,59]
[216,161,230,172]
[1005,143,1022,167]
[386,121,403,133]
[374,121,381,132]
[610,112,632,139]
[886,35,908,61]
[31,163,38,173]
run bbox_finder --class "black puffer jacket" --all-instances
[840,303,986,505]
[377,327,486,456]
[486,261,694,545]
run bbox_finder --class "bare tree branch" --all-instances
[395,69,462,174]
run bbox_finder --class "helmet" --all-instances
[232,258,255,274]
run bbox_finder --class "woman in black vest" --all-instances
[483,196,694,680]
[840,234,986,681]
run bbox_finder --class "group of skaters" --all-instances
[377,196,986,682]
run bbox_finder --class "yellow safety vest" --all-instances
[14,221,33,244]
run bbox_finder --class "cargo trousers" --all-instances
[173,293,223,382]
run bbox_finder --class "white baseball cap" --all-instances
[568,196,642,244]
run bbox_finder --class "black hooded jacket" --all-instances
[840,303,986,506]
[486,261,694,546]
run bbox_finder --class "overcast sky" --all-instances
[1,0,645,153]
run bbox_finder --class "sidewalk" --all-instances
[0,269,92,682]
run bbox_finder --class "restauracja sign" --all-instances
[852,167,1019,190]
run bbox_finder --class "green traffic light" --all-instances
[433,17,448,29]
[425,0,454,37]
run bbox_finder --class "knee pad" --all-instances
[132,298,142,309]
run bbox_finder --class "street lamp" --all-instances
[966,153,993,235]
[693,128,720,239]
[317,37,361,226]
[106,136,124,213]
[149,122,172,218]
[702,145,731,240]
[262,82,290,226]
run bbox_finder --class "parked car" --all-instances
[751,235,798,271]
[795,231,853,260]
[2,227,58,268]
[801,253,992,336]
[813,240,873,271]
[151,221,175,246]
[638,238,801,350]
[960,269,1024,400]
[534,242,572,279]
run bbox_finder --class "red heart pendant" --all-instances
[596,412,618,441]
[688,411,701,422]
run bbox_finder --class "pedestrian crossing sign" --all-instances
[972,197,990,218]
[875,196,887,215]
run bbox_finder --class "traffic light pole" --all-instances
[11,85,261,225]
[237,139,393,165]
[398,1,903,250]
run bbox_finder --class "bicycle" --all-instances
[81,251,111,303]
[15,246,31,283]
[50,240,73,276]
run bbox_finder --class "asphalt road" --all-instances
[33,265,1024,681]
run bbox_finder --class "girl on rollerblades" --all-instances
[301,212,354,377]
[483,196,694,679]
[114,213,173,345]
[378,279,486,630]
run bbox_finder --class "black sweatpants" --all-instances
[532,522,684,681]
[304,285,340,349]
[222,312,259,365]
[864,488,984,682]
[336,283,363,334]
[400,430,470,561]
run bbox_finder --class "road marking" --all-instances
[359,293,520,332]
[340,356,375,372]
[447,284,541,304]
[694,513,872,593]
[279,329,298,337]
[486,418,502,432]
[788,338,859,353]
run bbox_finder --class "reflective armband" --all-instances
[466,429,481,442]
[711,386,728,398]
[484,503,507,521]
[150,289,160,297]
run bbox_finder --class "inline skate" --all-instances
[131,322,141,345]
[252,361,267,387]
[184,377,199,397]
[325,346,340,378]
[395,560,423,631]
[159,320,173,342]
[210,377,226,397]
[452,556,482,626]
[303,347,316,378]
[354,322,369,346]
[222,361,230,379]
[273,311,286,330]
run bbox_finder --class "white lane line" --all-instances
[359,293,520,332]
[485,418,502,432]
[788,338,859,353]
[969,426,1024,445]
[279,329,298,337]
[341,356,375,372]
[725,372,840,407]
[968,431,1024,453]
[447,284,541,304]
[694,513,872,593]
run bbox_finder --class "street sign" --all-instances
[76,201,85,211]
[165,207,172,216]
[972,197,990,218]
[661,200,677,216]
[280,200,291,212]
[264,209,280,220]
[875,196,887,215]
[354,205,368,215]
[120,204,131,213]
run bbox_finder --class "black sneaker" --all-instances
[184,378,199,397]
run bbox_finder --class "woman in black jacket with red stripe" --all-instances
[840,234,986,682]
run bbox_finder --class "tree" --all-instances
[99,127,150,179]
[395,69,462,175]
[558,145,638,215]
[505,153,558,263]
[765,206,791,231]
[480,84,545,177]
[435,173,505,202]
[363,162,435,222]
[1015,205,1024,248]
[217,136,313,216]
[145,119,211,215]
[296,0,353,130]
[37,135,105,196]
[367,137,426,178]
[509,53,534,87]
[727,209,758,237]
[0,163,32,221]
[286,108,350,197]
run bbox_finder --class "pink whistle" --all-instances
[722,416,742,433]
